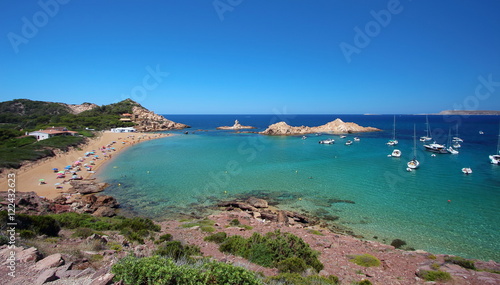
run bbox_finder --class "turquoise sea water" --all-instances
[97,115,500,261]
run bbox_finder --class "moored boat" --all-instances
[345,140,353,146]
[407,125,420,170]
[424,142,449,154]
[462,167,472,174]
[387,115,398,146]
[489,124,500,164]
[319,138,335,144]
[391,149,401,157]
[420,115,432,142]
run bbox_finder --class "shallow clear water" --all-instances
[98,115,500,261]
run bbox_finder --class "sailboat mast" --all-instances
[393,115,396,140]
[413,124,417,158]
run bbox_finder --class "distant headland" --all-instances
[436,110,500,115]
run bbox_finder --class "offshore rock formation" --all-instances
[216,120,256,130]
[131,105,190,131]
[261,118,380,135]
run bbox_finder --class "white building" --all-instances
[110,127,136,133]
[28,127,79,141]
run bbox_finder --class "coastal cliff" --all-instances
[261,119,380,135]
[131,105,189,131]
[216,120,256,130]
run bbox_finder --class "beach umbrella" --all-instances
[58,171,65,174]
[52,168,58,171]
[65,165,71,169]
[39,179,45,182]
[74,161,81,165]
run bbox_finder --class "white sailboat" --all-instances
[453,125,463,142]
[420,115,432,142]
[387,115,398,146]
[447,129,459,154]
[407,125,420,171]
[489,124,500,164]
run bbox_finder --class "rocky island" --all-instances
[216,120,256,130]
[261,118,380,135]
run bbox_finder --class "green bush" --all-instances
[390,239,407,249]
[112,255,263,285]
[348,254,381,267]
[229,219,241,226]
[72,227,94,238]
[265,273,339,285]
[444,256,475,270]
[204,232,227,244]
[155,233,173,244]
[356,280,372,285]
[18,230,36,239]
[418,270,452,281]
[276,257,308,273]
[14,213,60,237]
[219,230,323,272]
[50,213,159,244]
[0,235,9,246]
[154,241,201,260]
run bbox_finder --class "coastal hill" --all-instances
[216,119,256,130]
[437,110,500,115]
[261,119,380,135]
[0,98,188,131]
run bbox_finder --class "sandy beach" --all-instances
[0,131,170,199]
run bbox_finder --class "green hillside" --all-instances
[0,98,141,170]
[0,98,139,130]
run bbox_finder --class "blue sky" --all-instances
[1,0,499,114]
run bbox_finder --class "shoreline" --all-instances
[0,131,172,199]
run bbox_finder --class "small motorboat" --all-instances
[461,168,472,174]
[302,136,307,140]
[345,140,353,146]
[390,149,401,157]
[354,137,360,142]
[447,147,459,154]
[340,135,346,139]
[479,131,484,135]
[319,139,335,144]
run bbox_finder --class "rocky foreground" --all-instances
[261,119,380,135]
[0,192,499,285]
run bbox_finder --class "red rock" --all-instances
[34,253,64,271]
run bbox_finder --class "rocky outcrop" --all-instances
[68,180,108,194]
[217,197,316,226]
[216,120,256,130]
[261,118,380,135]
[0,191,53,215]
[131,105,190,131]
[63,102,98,114]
